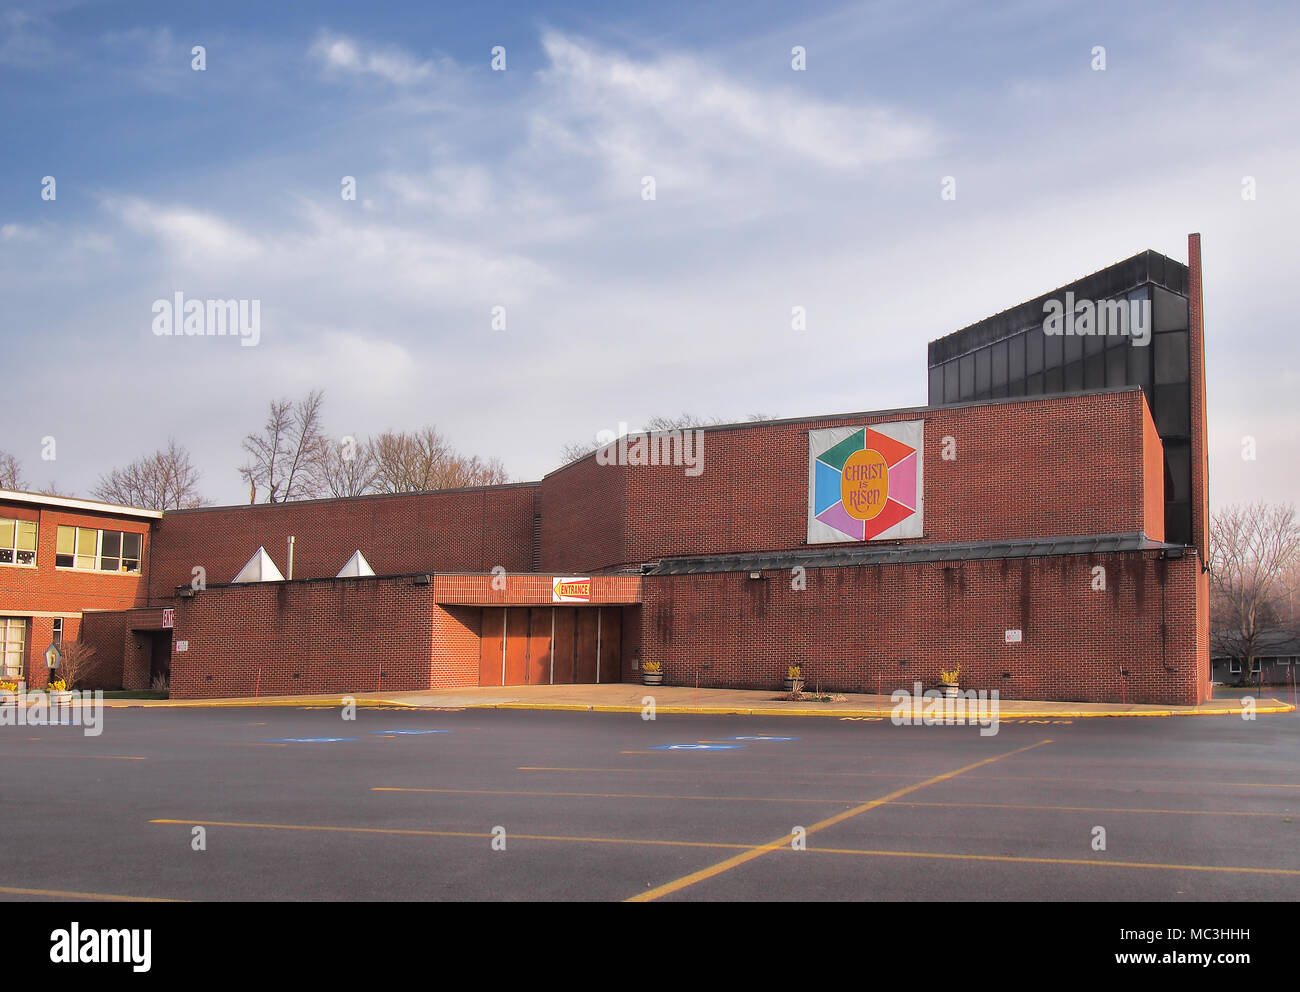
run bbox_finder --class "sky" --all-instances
[1,0,1297,508]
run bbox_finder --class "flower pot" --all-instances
[783,678,800,692]
[642,672,663,686]
[50,691,73,704]
[941,684,959,698]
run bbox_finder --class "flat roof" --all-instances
[927,249,1190,366]
[0,488,163,520]
[648,532,1183,575]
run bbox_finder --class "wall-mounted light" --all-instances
[748,571,762,580]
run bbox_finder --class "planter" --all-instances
[642,672,663,686]
[50,691,73,704]
[783,678,801,692]
[940,684,960,699]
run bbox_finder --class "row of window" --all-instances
[0,519,144,573]
[1226,658,1296,673]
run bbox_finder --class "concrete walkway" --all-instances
[89,683,1297,719]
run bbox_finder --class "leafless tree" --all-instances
[560,412,778,464]
[92,439,205,510]
[55,640,97,691]
[240,390,329,503]
[314,434,379,498]
[0,451,25,490]
[371,429,509,492]
[1210,502,1300,682]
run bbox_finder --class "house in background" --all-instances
[1212,632,1300,687]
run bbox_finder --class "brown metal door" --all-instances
[598,607,622,683]
[479,607,505,686]
[551,608,576,684]
[503,608,530,686]
[575,609,599,683]
[527,608,552,684]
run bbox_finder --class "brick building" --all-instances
[0,490,161,688]
[4,235,1212,705]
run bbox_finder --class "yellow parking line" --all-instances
[149,818,747,851]
[0,884,177,902]
[374,786,852,804]
[519,766,1300,790]
[811,848,1300,876]
[145,817,1300,880]
[625,739,1055,902]
[890,800,1294,818]
[0,752,146,761]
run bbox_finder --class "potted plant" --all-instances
[641,660,663,686]
[47,678,72,703]
[0,679,17,704]
[939,667,960,699]
[784,665,803,692]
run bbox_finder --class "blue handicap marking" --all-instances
[268,737,358,743]
[729,736,800,742]
[650,744,744,751]
[370,729,451,735]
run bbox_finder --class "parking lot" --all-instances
[1,704,1297,901]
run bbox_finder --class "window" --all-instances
[55,525,143,573]
[53,618,63,645]
[1,618,24,679]
[0,517,37,566]
[1229,659,1240,674]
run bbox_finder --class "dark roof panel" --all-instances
[647,533,1179,575]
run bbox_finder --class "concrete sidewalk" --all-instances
[88,683,1297,719]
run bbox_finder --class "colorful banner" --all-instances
[807,422,923,543]
[552,577,592,602]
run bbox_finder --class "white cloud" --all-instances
[103,196,262,265]
[309,31,437,86]
[532,30,936,191]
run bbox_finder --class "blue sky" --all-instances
[2,0,1297,506]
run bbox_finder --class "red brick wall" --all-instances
[539,389,1154,573]
[431,604,480,690]
[146,484,539,601]
[538,457,626,573]
[640,551,1205,706]
[169,577,435,699]
[432,573,642,605]
[78,607,172,690]
[0,500,153,684]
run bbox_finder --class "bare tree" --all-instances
[314,435,379,498]
[371,429,509,492]
[240,390,329,503]
[1210,502,1300,683]
[55,640,97,691]
[560,412,778,465]
[92,439,205,510]
[0,451,25,490]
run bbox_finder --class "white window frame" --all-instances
[1,617,26,680]
[0,517,38,568]
[55,525,144,574]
